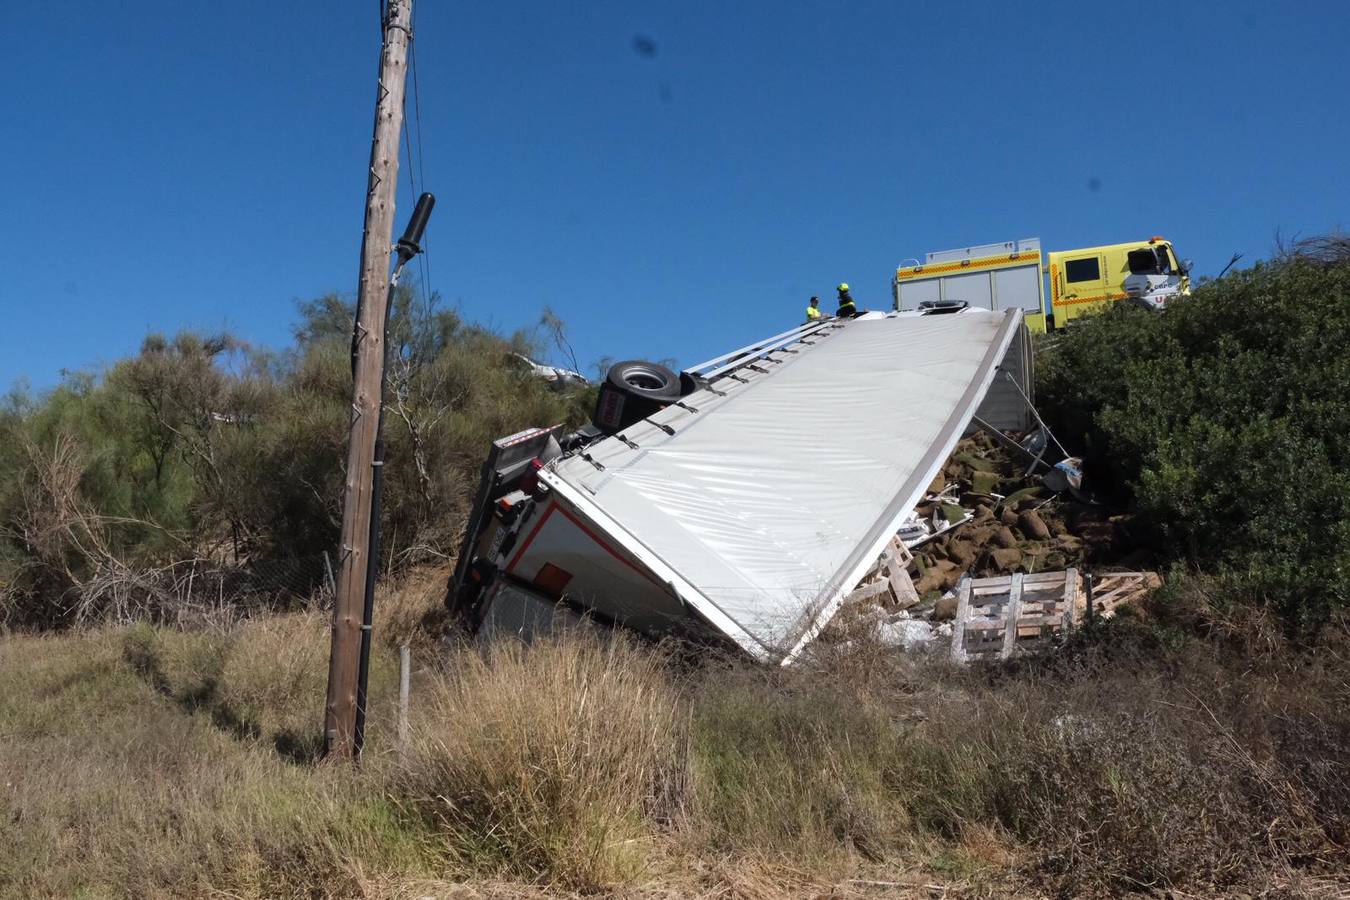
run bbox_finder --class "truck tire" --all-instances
[606,360,680,401]
[593,361,681,435]
[679,370,711,396]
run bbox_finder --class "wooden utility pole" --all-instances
[325,0,414,760]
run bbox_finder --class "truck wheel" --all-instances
[679,370,711,396]
[606,360,681,400]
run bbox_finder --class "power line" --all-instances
[409,32,432,312]
[397,4,434,318]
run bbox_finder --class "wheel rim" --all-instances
[624,371,665,391]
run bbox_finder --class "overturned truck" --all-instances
[448,308,1034,663]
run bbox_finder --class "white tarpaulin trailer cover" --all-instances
[540,308,1027,663]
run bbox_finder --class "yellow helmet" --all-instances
[837,283,850,293]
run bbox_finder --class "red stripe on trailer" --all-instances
[507,501,663,587]
[505,504,556,571]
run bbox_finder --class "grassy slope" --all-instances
[3,574,1349,898]
[0,622,434,898]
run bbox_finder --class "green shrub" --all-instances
[1038,258,1350,631]
[0,290,592,628]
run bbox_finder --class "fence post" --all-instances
[322,551,336,601]
[1084,572,1096,626]
[398,644,411,759]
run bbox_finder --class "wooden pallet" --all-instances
[1081,571,1161,618]
[951,569,1159,663]
[951,570,1077,663]
[844,536,920,610]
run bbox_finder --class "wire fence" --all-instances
[70,552,337,629]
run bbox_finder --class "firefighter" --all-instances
[836,283,858,318]
[805,296,822,322]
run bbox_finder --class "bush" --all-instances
[0,290,593,628]
[1038,257,1350,631]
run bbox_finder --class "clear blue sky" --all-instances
[3,1,1347,389]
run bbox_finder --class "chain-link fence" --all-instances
[69,552,336,629]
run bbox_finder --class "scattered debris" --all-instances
[845,537,920,610]
[1042,456,1089,501]
[1018,509,1051,541]
[834,430,1161,661]
[1085,570,1162,619]
[876,614,936,650]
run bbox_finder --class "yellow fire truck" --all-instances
[894,236,1192,332]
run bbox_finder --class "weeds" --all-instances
[689,664,903,864]
[0,626,433,899]
[2,591,1348,898]
[396,635,684,888]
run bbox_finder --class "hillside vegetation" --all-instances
[1040,251,1350,633]
[0,289,592,629]
[2,581,1347,898]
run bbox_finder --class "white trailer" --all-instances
[449,308,1034,663]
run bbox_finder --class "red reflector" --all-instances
[533,562,573,594]
[522,458,544,493]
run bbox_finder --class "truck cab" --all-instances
[1047,237,1191,324]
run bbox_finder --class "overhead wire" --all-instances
[397,0,434,320]
[409,28,432,316]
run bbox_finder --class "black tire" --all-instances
[679,370,710,396]
[606,360,681,400]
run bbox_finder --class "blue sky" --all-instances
[3,1,1347,389]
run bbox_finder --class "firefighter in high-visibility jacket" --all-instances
[805,296,822,322]
[836,283,858,318]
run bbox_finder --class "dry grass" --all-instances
[2,574,1349,898]
[396,635,685,889]
[376,563,455,653]
[0,623,433,899]
[686,662,905,866]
